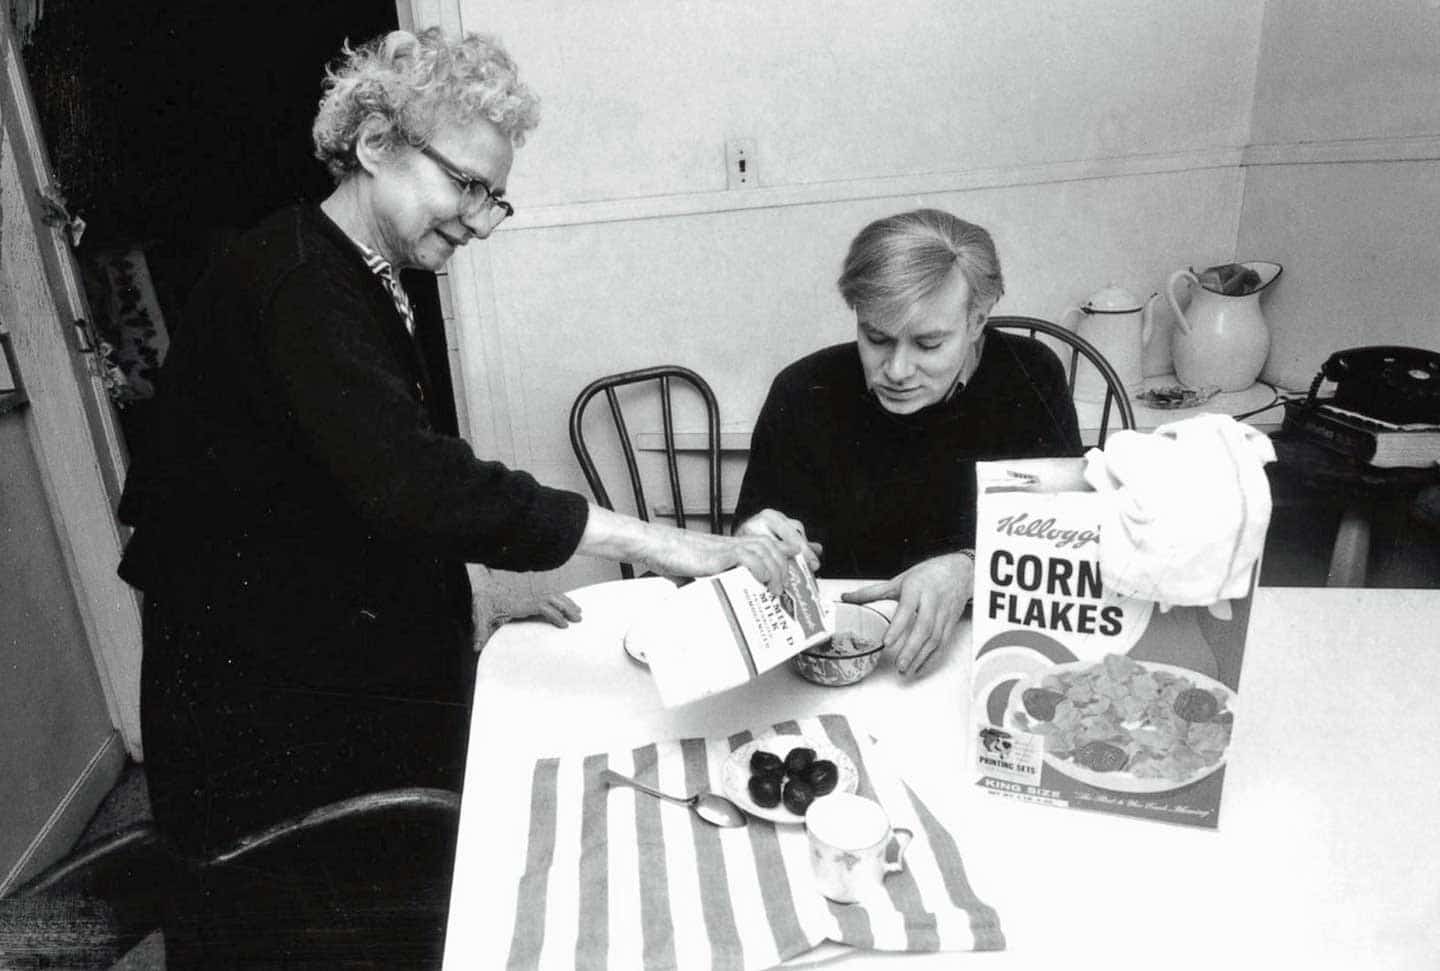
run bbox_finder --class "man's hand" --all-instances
[841,551,974,676]
[735,508,822,572]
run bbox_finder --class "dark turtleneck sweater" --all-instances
[734,331,1082,580]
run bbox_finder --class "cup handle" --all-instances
[884,827,914,874]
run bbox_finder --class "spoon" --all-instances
[599,768,747,828]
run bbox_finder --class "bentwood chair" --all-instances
[569,366,723,578]
[0,821,182,969]
[985,315,1136,446]
[3,787,461,970]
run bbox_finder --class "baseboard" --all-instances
[0,729,127,895]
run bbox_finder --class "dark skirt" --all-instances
[139,593,476,858]
[140,594,476,967]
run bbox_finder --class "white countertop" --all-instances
[444,580,1440,970]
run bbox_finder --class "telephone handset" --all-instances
[1305,345,1440,424]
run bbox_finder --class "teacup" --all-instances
[805,792,913,904]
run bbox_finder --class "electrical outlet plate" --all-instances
[726,139,758,189]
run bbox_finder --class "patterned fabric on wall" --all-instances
[19,0,395,249]
[83,248,171,402]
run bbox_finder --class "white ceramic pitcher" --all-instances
[1166,261,1282,392]
[1059,285,1159,400]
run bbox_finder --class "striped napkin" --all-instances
[489,713,1004,969]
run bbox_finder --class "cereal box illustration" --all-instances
[970,458,1257,829]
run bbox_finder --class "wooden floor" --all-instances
[78,763,152,847]
[113,929,165,969]
[75,763,164,969]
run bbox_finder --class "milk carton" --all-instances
[632,554,833,707]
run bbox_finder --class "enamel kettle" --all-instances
[1059,285,1159,401]
[1166,261,1282,392]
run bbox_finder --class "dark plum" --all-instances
[783,746,816,775]
[749,750,784,776]
[802,759,839,796]
[748,773,782,808]
[781,778,815,815]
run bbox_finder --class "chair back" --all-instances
[176,787,462,968]
[4,823,184,970]
[569,366,722,578]
[2,788,462,969]
[985,315,1137,446]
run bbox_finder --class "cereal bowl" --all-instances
[791,602,890,687]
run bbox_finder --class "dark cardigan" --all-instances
[734,332,1082,580]
[117,205,589,851]
[120,205,589,626]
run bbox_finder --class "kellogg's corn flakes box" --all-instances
[970,458,1256,829]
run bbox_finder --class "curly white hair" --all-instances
[312,27,540,182]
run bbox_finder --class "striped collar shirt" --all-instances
[354,241,416,336]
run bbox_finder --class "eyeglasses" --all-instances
[418,144,514,224]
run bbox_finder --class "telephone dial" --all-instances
[1305,345,1440,425]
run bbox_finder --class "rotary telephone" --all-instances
[1304,345,1440,424]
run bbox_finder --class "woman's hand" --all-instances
[841,551,974,676]
[640,529,799,595]
[477,590,584,648]
[578,504,808,595]
[519,592,584,628]
[735,509,822,571]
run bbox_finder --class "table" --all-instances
[444,580,1440,970]
[1096,373,1284,437]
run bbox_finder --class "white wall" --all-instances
[481,0,1261,201]
[1248,0,1440,144]
[1239,0,1440,391]
[435,0,1268,593]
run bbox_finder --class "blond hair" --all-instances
[837,209,1004,325]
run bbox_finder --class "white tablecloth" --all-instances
[445,579,1440,970]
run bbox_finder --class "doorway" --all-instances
[8,0,462,760]
[17,0,454,469]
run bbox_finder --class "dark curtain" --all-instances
[18,2,462,458]
[22,0,398,250]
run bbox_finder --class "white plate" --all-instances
[602,576,682,665]
[720,732,859,824]
[1004,659,1236,794]
[623,628,650,665]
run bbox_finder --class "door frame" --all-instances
[1,18,143,757]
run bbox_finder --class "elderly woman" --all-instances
[117,28,802,963]
[735,209,1081,676]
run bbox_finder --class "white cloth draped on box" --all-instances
[1082,413,1276,612]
